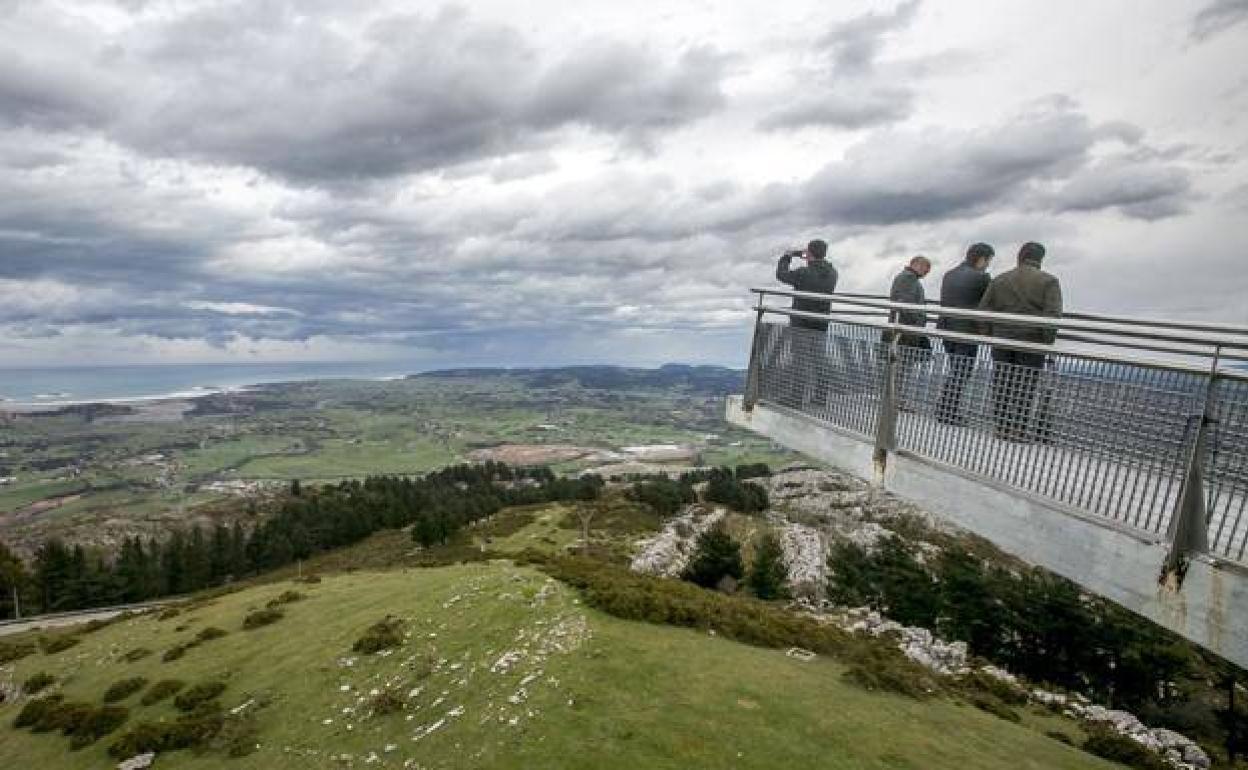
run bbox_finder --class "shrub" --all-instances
[957,670,1029,706]
[1046,730,1074,745]
[140,679,185,706]
[0,640,36,664]
[157,607,181,621]
[195,626,228,642]
[265,590,304,608]
[841,643,942,699]
[734,463,772,480]
[369,689,406,717]
[14,695,64,728]
[970,694,1021,723]
[120,647,152,663]
[13,695,127,748]
[174,681,227,712]
[68,705,128,749]
[103,677,148,703]
[747,532,789,600]
[108,710,225,758]
[1083,728,1172,770]
[353,617,404,654]
[682,524,744,590]
[23,671,56,695]
[162,643,190,662]
[39,634,81,654]
[242,607,283,630]
[296,574,322,584]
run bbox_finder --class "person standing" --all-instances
[888,256,932,410]
[772,240,838,408]
[936,243,994,424]
[978,242,1063,441]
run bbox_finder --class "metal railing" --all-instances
[743,288,1248,575]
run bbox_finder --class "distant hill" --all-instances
[413,364,745,395]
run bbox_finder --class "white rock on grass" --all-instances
[117,753,156,770]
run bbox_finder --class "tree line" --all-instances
[0,462,602,617]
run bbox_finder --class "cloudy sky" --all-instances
[1,0,1246,369]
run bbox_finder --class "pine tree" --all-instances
[682,523,744,591]
[747,532,789,600]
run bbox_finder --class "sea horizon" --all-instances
[0,361,418,408]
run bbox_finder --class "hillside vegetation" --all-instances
[0,562,1118,770]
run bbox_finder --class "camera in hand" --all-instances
[784,249,805,258]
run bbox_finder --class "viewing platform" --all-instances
[727,289,1248,668]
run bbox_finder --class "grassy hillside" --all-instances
[1,563,1117,770]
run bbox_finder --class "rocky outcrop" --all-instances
[629,507,725,577]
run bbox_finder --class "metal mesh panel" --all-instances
[752,321,884,439]
[746,321,1242,553]
[1206,378,1248,561]
[894,344,1203,534]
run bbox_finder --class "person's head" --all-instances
[908,255,932,278]
[806,239,828,261]
[966,242,995,271]
[1018,241,1046,266]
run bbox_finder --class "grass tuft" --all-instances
[23,671,57,695]
[119,647,152,663]
[173,681,227,713]
[0,640,37,664]
[38,634,81,654]
[139,679,186,706]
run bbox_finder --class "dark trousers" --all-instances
[990,347,1048,439]
[937,341,978,423]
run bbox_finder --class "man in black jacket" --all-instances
[771,240,837,408]
[776,239,838,329]
[936,243,994,424]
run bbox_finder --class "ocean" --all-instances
[0,362,416,407]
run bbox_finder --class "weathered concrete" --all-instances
[726,395,1248,669]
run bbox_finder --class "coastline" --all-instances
[0,370,414,413]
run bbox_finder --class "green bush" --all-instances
[14,695,64,728]
[103,677,148,703]
[23,671,56,695]
[13,695,128,748]
[242,607,284,630]
[0,640,36,664]
[108,710,225,759]
[1082,728,1171,770]
[747,532,789,600]
[682,523,744,590]
[369,689,406,717]
[157,607,181,621]
[195,626,228,642]
[162,643,190,662]
[173,681,227,712]
[970,694,1021,723]
[140,679,186,706]
[265,590,305,608]
[38,634,81,654]
[120,647,152,663]
[353,616,404,654]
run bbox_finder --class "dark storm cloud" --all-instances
[1191,0,1248,41]
[759,0,923,131]
[87,5,726,182]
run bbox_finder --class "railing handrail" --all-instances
[751,288,1248,352]
[792,289,1248,338]
[756,304,1248,381]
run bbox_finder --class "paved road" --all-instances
[0,600,175,638]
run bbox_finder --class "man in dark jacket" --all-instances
[979,242,1063,441]
[776,239,838,330]
[888,256,931,410]
[936,243,994,424]
[771,239,838,408]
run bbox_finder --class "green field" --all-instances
[0,564,1115,770]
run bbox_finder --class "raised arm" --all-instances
[776,254,801,287]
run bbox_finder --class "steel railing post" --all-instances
[744,306,767,411]
[1161,345,1222,585]
[874,325,901,458]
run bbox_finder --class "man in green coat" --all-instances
[978,242,1063,441]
